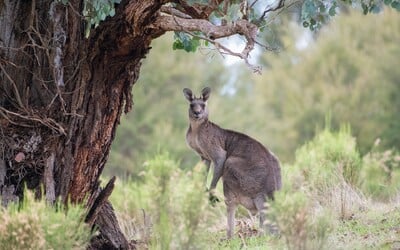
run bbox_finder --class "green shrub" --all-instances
[0,209,45,250]
[295,126,362,189]
[360,141,400,200]
[111,152,218,249]
[286,126,366,220]
[0,191,90,249]
[269,188,333,250]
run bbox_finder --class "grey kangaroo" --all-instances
[183,87,282,238]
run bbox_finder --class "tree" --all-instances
[0,0,398,248]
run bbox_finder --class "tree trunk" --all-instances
[0,0,165,248]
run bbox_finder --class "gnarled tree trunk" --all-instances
[0,0,166,248]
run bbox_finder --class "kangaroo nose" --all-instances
[194,110,201,115]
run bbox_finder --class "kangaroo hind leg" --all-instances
[253,196,266,232]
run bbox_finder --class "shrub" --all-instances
[295,126,362,189]
[285,126,366,221]
[269,188,332,250]
[0,191,90,249]
[360,140,400,200]
[111,152,217,249]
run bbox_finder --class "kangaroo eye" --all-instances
[200,104,205,109]
[190,104,194,109]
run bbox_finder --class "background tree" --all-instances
[0,0,398,248]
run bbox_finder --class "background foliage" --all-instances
[106,8,400,177]
[109,125,400,249]
[0,191,90,249]
[103,9,400,249]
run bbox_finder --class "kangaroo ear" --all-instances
[183,88,194,101]
[201,87,211,101]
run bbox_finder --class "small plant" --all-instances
[270,188,332,250]
[360,139,400,200]
[292,126,366,219]
[0,209,45,250]
[295,125,362,188]
[111,152,215,249]
[0,191,90,249]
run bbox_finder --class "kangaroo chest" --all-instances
[186,127,209,159]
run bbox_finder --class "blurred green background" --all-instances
[105,9,400,178]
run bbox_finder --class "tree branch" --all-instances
[154,14,261,72]
[160,5,192,19]
[155,15,257,40]
[259,0,286,20]
[174,0,223,19]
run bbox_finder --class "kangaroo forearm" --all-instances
[202,158,211,173]
[210,176,221,190]
[210,162,224,190]
[202,158,211,188]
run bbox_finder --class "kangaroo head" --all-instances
[183,87,211,121]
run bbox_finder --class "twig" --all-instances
[0,64,26,110]
[259,0,286,21]
[0,107,66,135]
[159,14,262,72]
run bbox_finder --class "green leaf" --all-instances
[302,0,317,18]
[227,3,241,22]
[384,0,392,5]
[319,3,326,13]
[100,12,106,20]
[391,1,400,11]
[109,8,115,17]
[361,3,369,14]
[172,32,200,52]
[172,40,184,50]
[329,3,337,16]
[370,4,381,13]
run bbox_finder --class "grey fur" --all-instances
[183,87,282,238]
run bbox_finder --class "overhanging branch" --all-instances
[155,15,257,40]
[154,14,261,72]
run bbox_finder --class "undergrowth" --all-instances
[0,191,90,250]
[110,127,400,249]
[3,126,399,249]
[111,152,222,249]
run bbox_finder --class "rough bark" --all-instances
[0,0,166,248]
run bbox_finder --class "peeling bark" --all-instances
[44,152,55,204]
[0,0,165,248]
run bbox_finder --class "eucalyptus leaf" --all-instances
[329,4,337,16]
[109,8,115,17]
[391,1,400,11]
[227,4,241,22]
[302,0,317,18]
[173,32,200,53]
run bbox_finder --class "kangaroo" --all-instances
[183,87,282,239]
